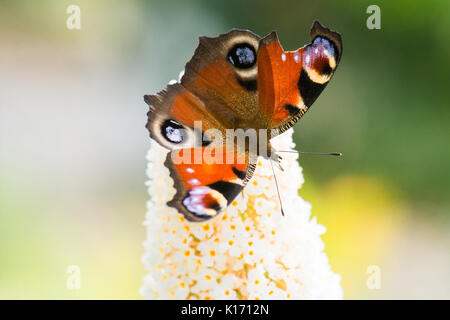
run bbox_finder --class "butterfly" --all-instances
[145,21,342,222]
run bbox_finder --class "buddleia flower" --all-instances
[141,129,343,300]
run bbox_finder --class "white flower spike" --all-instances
[141,129,343,300]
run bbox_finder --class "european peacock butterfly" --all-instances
[145,21,342,222]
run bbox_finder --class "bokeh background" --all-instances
[1,0,449,299]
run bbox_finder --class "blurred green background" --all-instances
[0,0,449,299]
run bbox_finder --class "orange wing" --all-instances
[165,146,256,221]
[181,29,261,127]
[145,83,224,150]
[257,33,304,126]
[257,21,343,135]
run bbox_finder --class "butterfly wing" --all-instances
[165,146,256,221]
[180,29,262,127]
[145,83,224,150]
[257,20,343,135]
[145,82,257,222]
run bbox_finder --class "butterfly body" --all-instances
[145,21,342,222]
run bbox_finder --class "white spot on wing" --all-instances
[281,53,286,62]
[305,55,310,64]
[188,178,201,186]
[182,186,226,217]
[178,70,185,81]
[183,187,211,216]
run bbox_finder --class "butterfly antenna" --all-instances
[270,160,285,217]
[278,150,342,156]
